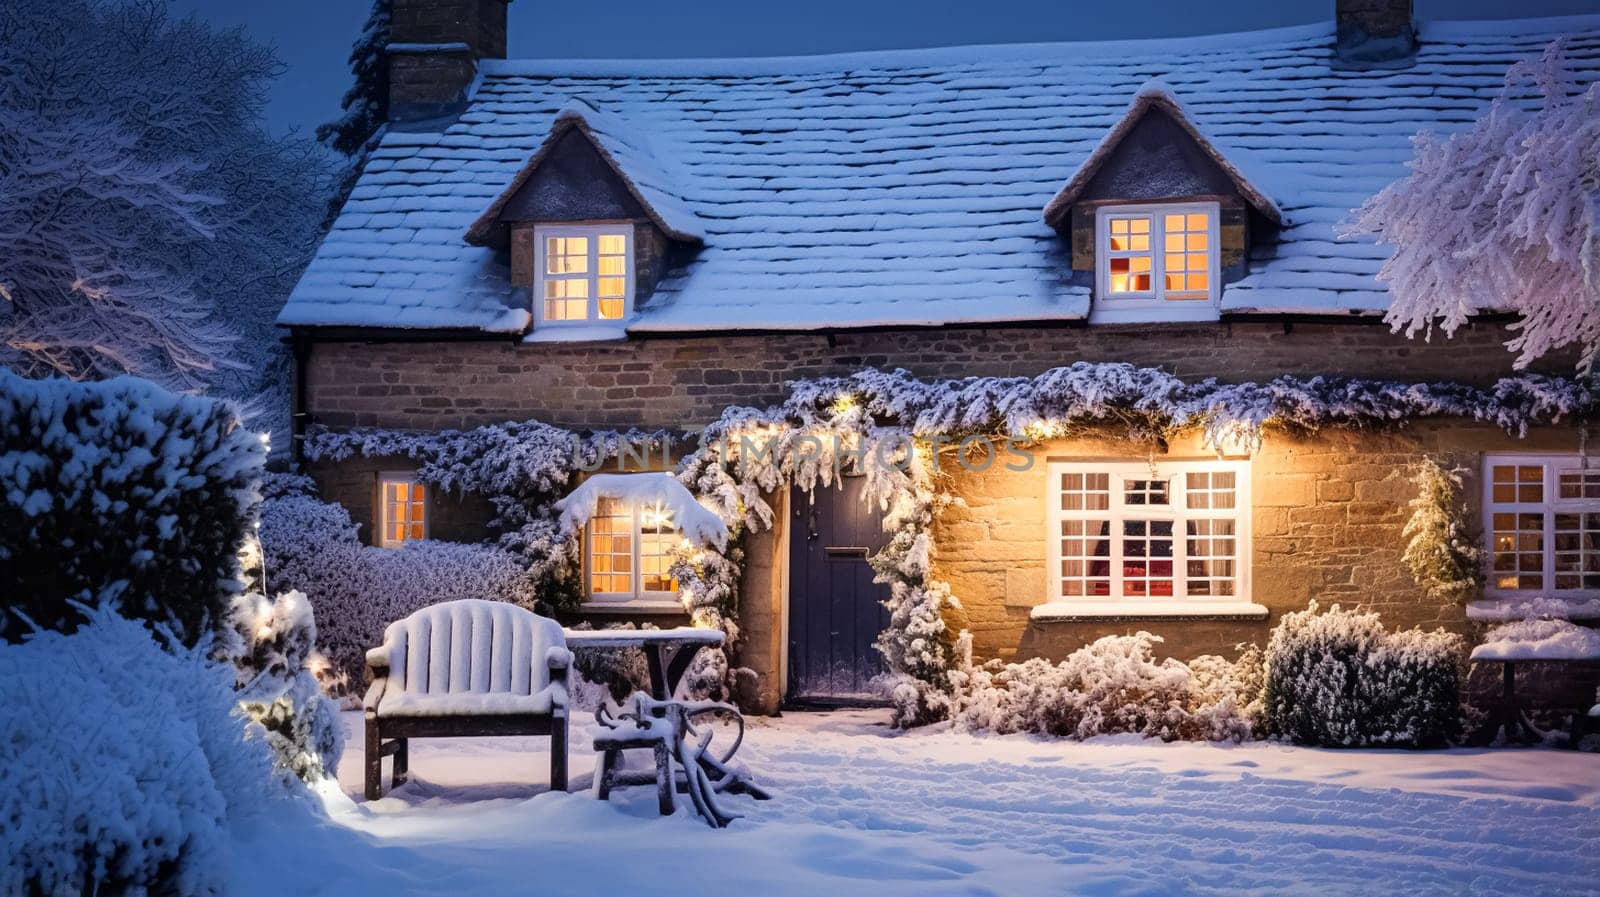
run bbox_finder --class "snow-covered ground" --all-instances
[238,709,1600,897]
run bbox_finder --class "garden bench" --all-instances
[363,599,571,800]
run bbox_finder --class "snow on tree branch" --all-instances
[0,0,328,395]
[1346,40,1600,371]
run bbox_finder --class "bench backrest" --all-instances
[381,599,565,698]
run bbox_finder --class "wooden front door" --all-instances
[786,477,891,705]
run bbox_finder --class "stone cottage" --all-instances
[278,0,1600,713]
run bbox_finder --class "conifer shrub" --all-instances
[0,373,265,642]
[1262,602,1463,748]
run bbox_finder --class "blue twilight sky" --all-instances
[168,0,1596,137]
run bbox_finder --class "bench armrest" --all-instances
[545,646,572,670]
[363,645,394,714]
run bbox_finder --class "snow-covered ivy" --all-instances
[304,419,671,612]
[298,362,1594,725]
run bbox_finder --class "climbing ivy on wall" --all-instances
[305,363,1597,725]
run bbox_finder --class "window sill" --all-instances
[579,600,687,616]
[1086,303,1221,325]
[524,323,629,343]
[1029,600,1269,622]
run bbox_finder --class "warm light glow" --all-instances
[1103,205,1215,302]
[832,395,858,415]
[380,475,426,547]
[538,228,629,323]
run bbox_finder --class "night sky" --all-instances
[169,0,1597,136]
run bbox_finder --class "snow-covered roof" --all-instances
[464,100,705,247]
[1042,81,1288,228]
[279,15,1600,334]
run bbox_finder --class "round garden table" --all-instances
[563,627,726,700]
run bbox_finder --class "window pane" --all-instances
[598,233,626,255]
[1558,470,1600,500]
[1122,519,1174,597]
[1554,512,1600,589]
[545,236,588,274]
[544,278,589,321]
[1059,518,1112,597]
[1490,510,1543,590]
[588,498,633,594]
[381,477,425,546]
[1124,478,1169,506]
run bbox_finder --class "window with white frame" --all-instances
[378,473,427,548]
[1483,454,1600,595]
[1047,459,1249,601]
[587,496,680,602]
[534,224,632,326]
[1097,202,1219,305]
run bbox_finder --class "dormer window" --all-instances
[534,224,633,326]
[1097,202,1218,306]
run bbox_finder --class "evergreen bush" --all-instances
[1262,602,1463,748]
[257,479,537,688]
[0,373,265,642]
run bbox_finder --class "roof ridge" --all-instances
[477,14,1598,80]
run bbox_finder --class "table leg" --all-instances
[644,644,669,701]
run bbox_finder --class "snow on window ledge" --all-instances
[579,600,687,615]
[1465,597,1600,622]
[523,323,630,344]
[1029,600,1269,622]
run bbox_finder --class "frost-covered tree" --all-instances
[0,0,328,399]
[318,0,391,222]
[1348,40,1600,371]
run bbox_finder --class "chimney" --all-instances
[388,0,510,124]
[1335,0,1416,65]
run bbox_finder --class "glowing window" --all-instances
[587,495,680,601]
[378,473,427,548]
[1049,460,1249,601]
[1098,203,1218,304]
[1484,455,1600,595]
[534,225,632,326]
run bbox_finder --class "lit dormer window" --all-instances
[534,224,633,326]
[1097,202,1218,306]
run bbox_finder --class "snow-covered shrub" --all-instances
[0,372,265,644]
[258,490,536,688]
[0,606,306,897]
[1263,602,1464,748]
[1402,458,1482,602]
[228,590,344,782]
[953,633,1256,741]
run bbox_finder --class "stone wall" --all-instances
[309,454,496,547]
[933,421,1584,665]
[300,320,1561,432]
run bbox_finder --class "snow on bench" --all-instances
[363,599,573,799]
